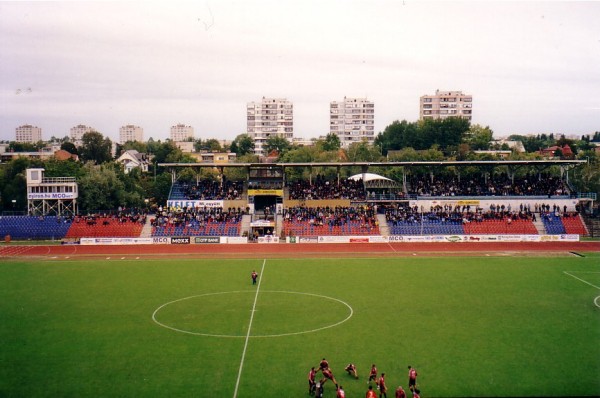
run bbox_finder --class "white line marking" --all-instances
[387,241,397,253]
[152,290,354,337]
[563,271,600,290]
[233,259,266,398]
[595,296,600,309]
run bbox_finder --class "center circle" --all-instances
[152,290,353,337]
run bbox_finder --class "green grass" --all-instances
[1,255,599,397]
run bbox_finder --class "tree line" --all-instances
[1,120,598,214]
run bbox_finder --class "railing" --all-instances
[41,177,76,184]
[577,192,597,200]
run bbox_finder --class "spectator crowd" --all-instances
[287,176,366,200]
[407,174,570,197]
[179,180,243,201]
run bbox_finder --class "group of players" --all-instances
[308,358,422,398]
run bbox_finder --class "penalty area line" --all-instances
[563,271,600,290]
[233,258,266,398]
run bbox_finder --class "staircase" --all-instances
[532,215,546,235]
[140,215,154,238]
[241,214,252,237]
[377,214,390,236]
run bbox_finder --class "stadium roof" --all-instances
[159,160,586,169]
[348,173,392,182]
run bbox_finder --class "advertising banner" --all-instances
[166,200,223,209]
[170,237,190,244]
[194,236,221,244]
[257,236,279,243]
[28,192,76,200]
[226,237,249,244]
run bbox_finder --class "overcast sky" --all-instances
[1,1,599,143]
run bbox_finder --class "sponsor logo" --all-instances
[445,235,462,242]
[195,237,220,244]
[171,237,190,244]
[299,237,318,243]
[349,238,369,243]
[468,236,480,241]
[388,236,404,242]
[153,237,169,244]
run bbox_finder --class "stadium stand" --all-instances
[64,214,145,238]
[171,180,243,201]
[151,207,242,237]
[0,215,71,240]
[561,214,588,235]
[407,174,569,197]
[287,177,367,200]
[282,205,379,236]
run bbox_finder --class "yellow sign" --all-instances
[456,200,480,206]
[248,189,283,196]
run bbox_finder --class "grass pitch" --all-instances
[1,254,599,397]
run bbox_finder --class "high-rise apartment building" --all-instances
[330,97,375,148]
[119,125,144,144]
[419,90,472,121]
[170,124,194,142]
[246,97,293,155]
[70,124,95,146]
[15,124,42,143]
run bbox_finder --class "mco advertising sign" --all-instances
[166,200,223,209]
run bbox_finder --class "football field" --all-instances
[1,254,599,397]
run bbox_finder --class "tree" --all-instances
[77,163,126,212]
[8,142,38,152]
[464,124,494,150]
[263,135,291,157]
[230,134,255,156]
[60,142,78,155]
[195,139,223,152]
[320,133,341,152]
[79,131,112,164]
[0,156,41,212]
[346,141,383,162]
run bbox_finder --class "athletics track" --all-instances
[1,241,599,259]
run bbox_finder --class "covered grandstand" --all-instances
[1,159,597,241]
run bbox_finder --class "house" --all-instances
[539,144,574,159]
[116,150,150,174]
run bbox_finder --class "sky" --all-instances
[1,1,599,143]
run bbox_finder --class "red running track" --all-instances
[1,241,599,259]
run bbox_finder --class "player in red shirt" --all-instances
[366,385,378,398]
[318,358,330,372]
[320,367,339,389]
[408,366,418,393]
[308,367,316,395]
[336,385,346,398]
[395,385,407,398]
[368,364,378,384]
[412,388,421,398]
[345,363,358,379]
[378,373,388,398]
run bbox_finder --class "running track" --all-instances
[1,241,599,259]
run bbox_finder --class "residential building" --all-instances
[170,124,194,142]
[175,141,195,153]
[119,125,144,144]
[70,124,95,146]
[330,97,375,148]
[116,150,151,174]
[189,151,237,163]
[246,97,293,155]
[419,90,473,121]
[15,124,42,143]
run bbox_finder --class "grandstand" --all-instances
[2,160,596,241]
